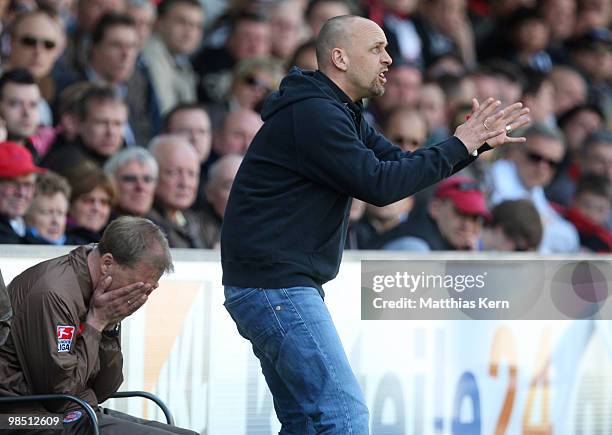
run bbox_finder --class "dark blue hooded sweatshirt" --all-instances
[221,68,475,296]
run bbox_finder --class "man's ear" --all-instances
[100,253,114,275]
[331,48,349,71]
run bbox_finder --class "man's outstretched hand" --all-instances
[454,97,531,154]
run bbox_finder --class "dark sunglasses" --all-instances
[119,174,156,184]
[19,35,57,50]
[526,151,560,168]
[243,75,271,92]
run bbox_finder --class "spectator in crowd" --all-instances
[521,69,556,127]
[104,147,158,218]
[268,0,306,64]
[305,0,351,37]
[288,39,318,71]
[353,196,415,250]
[420,81,448,146]
[507,7,553,72]
[539,0,576,60]
[148,134,209,248]
[384,107,427,153]
[0,216,198,434]
[49,81,93,149]
[62,0,126,72]
[560,173,612,252]
[581,131,612,183]
[142,0,205,113]
[547,107,607,205]
[162,102,212,207]
[24,170,70,244]
[163,103,212,164]
[201,154,243,249]
[56,13,159,146]
[559,104,605,159]
[479,199,543,251]
[42,85,128,177]
[125,0,156,50]
[193,12,270,104]
[550,65,588,117]
[437,73,477,128]
[366,62,422,127]
[485,59,525,106]
[0,69,42,160]
[566,28,612,97]
[383,176,489,251]
[489,123,579,253]
[415,0,477,69]
[4,8,65,121]
[0,141,44,244]
[212,108,263,158]
[65,163,115,244]
[206,58,282,127]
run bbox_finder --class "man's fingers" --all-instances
[475,98,501,120]
[94,275,112,294]
[505,136,527,143]
[471,97,479,113]
[471,97,494,119]
[504,108,530,125]
[127,294,148,314]
[484,129,505,141]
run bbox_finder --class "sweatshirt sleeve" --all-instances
[12,288,103,409]
[294,101,469,206]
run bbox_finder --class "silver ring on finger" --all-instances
[505,124,512,134]
[127,299,132,306]
[483,120,490,130]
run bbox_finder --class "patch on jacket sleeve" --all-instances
[57,325,75,352]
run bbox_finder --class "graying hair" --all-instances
[126,0,156,14]
[206,154,243,188]
[98,216,173,275]
[147,134,193,159]
[104,147,159,180]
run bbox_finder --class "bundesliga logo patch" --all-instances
[57,325,75,352]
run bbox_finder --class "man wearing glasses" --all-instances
[0,141,45,244]
[4,9,65,127]
[490,123,579,253]
[104,147,158,218]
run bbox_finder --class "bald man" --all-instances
[221,15,530,433]
[147,134,211,248]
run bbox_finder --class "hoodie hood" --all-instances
[261,68,343,121]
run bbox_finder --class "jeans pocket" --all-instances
[223,286,259,308]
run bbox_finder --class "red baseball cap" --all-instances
[435,176,489,218]
[0,141,46,178]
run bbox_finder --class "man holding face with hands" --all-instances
[0,217,196,434]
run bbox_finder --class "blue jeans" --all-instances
[224,286,369,434]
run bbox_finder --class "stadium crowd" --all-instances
[0,0,610,253]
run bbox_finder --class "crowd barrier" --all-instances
[1,246,611,434]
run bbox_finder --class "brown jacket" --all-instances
[0,246,123,412]
[0,269,10,346]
